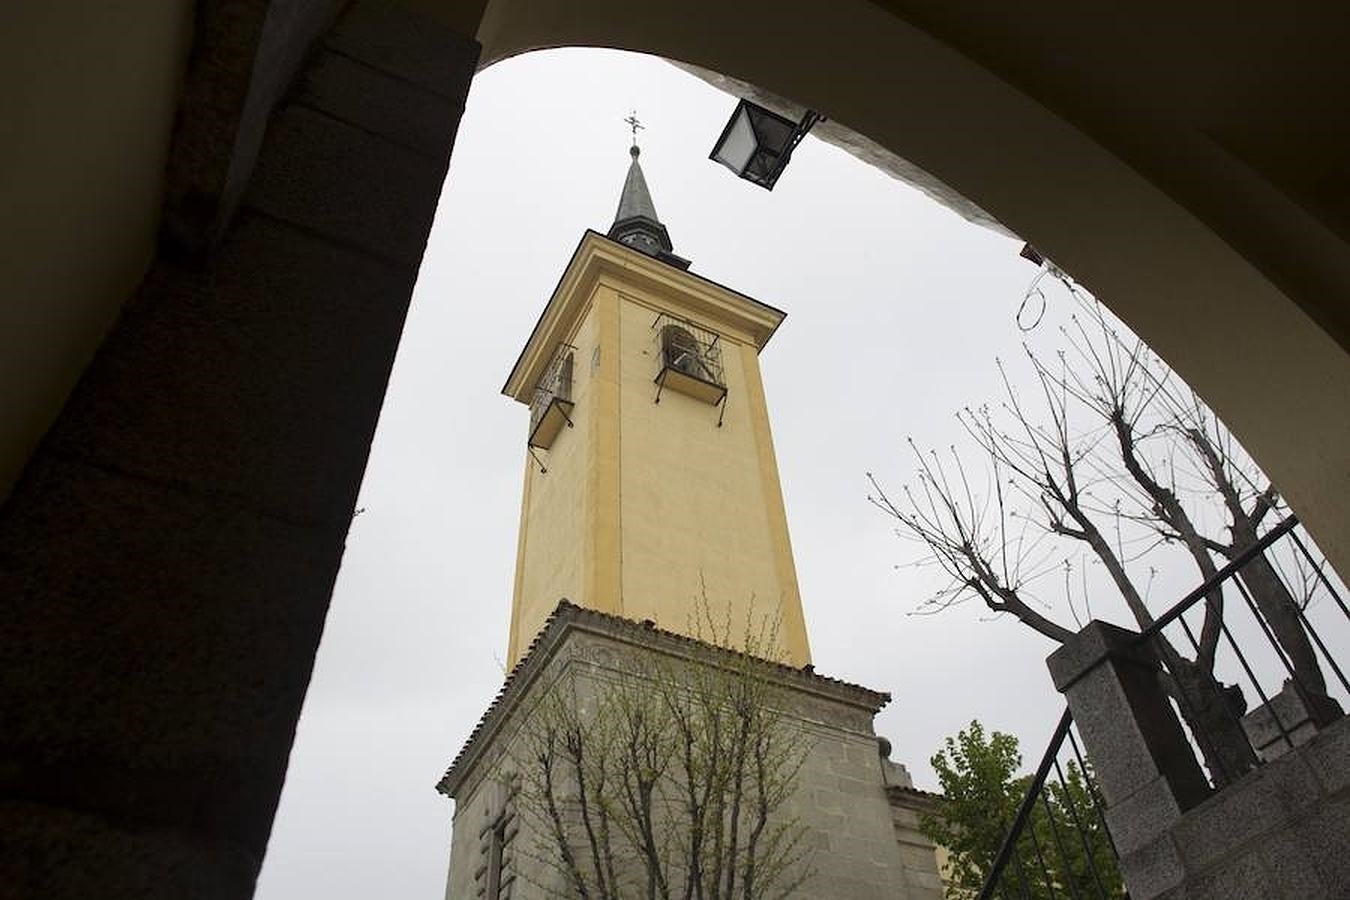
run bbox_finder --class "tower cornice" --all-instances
[503,230,786,404]
[436,600,890,800]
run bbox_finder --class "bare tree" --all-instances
[869,283,1338,784]
[512,613,815,899]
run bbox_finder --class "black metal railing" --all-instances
[653,314,725,389]
[1134,514,1348,784]
[978,514,1348,899]
[977,710,1124,900]
[528,343,575,436]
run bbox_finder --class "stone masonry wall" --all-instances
[441,615,942,899]
[1050,621,1350,900]
[882,771,944,900]
[1151,714,1350,900]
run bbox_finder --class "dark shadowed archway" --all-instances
[1,1,1346,896]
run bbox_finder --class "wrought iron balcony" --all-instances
[528,343,575,449]
[652,314,726,405]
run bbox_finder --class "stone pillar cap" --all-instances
[1047,619,1159,692]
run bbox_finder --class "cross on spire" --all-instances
[608,112,688,269]
[624,111,644,149]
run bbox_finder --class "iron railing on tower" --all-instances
[652,313,727,409]
[528,343,576,449]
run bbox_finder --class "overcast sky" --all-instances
[250,48,1315,900]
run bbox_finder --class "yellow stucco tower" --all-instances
[501,143,811,668]
[440,143,945,900]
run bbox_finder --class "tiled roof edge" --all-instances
[435,601,892,798]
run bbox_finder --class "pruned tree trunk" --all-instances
[1234,554,1342,722]
[1159,650,1258,785]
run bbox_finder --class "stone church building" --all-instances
[436,144,943,899]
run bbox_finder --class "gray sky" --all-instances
[252,48,1299,899]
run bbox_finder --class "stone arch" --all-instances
[4,4,1349,896]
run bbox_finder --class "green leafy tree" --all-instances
[920,722,1025,895]
[920,721,1123,899]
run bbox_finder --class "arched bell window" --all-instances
[661,324,706,379]
[653,316,726,406]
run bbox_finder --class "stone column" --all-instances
[1047,621,1210,898]
[0,3,478,897]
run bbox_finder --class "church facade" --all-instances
[437,144,942,899]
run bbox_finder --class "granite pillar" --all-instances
[0,3,479,897]
[1048,621,1210,897]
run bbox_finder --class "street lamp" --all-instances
[709,99,820,190]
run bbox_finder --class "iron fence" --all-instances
[1134,515,1348,784]
[976,709,1124,900]
[978,514,1347,899]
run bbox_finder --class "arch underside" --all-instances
[3,4,1347,896]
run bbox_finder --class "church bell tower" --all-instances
[501,142,810,668]
[438,139,943,900]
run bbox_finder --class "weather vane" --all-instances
[624,110,644,148]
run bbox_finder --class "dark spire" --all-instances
[608,144,690,270]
